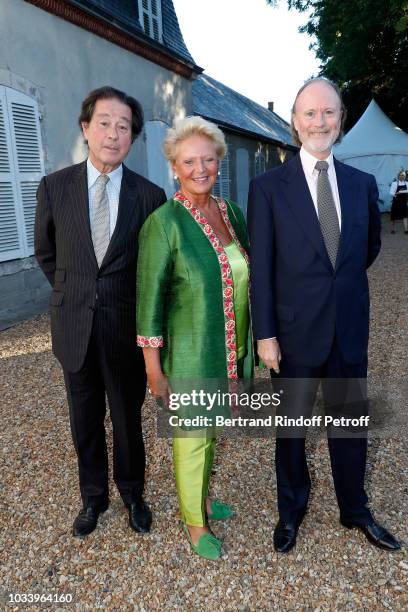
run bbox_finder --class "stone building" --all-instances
[0,0,295,328]
[0,0,201,327]
[193,74,297,213]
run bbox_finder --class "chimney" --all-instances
[268,101,274,112]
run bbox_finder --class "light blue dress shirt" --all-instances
[87,158,122,239]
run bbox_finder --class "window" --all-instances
[255,148,266,176]
[138,0,163,42]
[145,120,174,197]
[0,86,44,262]
[213,153,230,199]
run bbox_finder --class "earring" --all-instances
[217,171,220,176]
[173,175,178,181]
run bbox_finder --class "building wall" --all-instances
[222,131,296,213]
[0,0,191,175]
[0,0,192,328]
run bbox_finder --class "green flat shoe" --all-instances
[207,500,235,521]
[182,524,221,560]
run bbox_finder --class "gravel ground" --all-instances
[1,217,407,611]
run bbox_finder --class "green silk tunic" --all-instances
[224,241,249,361]
[136,195,253,380]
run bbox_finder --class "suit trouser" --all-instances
[273,334,373,526]
[63,311,147,508]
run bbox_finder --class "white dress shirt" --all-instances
[390,180,408,196]
[262,147,342,342]
[299,146,342,230]
[87,158,122,239]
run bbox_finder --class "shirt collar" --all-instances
[300,146,334,179]
[87,158,123,191]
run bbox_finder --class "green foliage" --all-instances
[267,0,408,130]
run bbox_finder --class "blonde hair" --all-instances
[163,115,227,163]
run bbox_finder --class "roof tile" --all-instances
[193,74,294,146]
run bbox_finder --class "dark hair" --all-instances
[290,77,347,147]
[79,86,144,142]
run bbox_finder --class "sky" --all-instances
[172,0,320,122]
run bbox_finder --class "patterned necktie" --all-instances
[91,174,110,267]
[315,160,340,269]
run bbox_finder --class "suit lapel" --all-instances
[334,158,355,269]
[69,161,98,267]
[101,165,140,266]
[280,155,332,272]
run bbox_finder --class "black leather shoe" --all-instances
[72,503,108,538]
[341,519,401,551]
[128,500,152,533]
[274,520,300,553]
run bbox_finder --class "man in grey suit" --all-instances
[35,86,166,537]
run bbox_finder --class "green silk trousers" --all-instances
[172,242,249,526]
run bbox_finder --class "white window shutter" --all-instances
[138,0,162,42]
[213,153,230,199]
[5,88,44,256]
[0,87,23,261]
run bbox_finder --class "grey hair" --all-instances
[290,77,347,147]
[163,115,227,163]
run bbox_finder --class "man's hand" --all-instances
[258,338,281,373]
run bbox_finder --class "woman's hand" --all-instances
[142,347,171,407]
[147,371,171,408]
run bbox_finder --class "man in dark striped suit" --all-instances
[35,86,167,537]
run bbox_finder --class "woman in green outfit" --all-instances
[136,116,252,560]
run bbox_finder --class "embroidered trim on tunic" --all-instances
[215,197,250,268]
[137,335,164,348]
[173,191,248,380]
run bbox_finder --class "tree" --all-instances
[267,0,408,131]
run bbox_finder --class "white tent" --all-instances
[334,100,408,211]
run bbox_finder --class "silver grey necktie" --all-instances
[315,160,340,269]
[91,174,110,267]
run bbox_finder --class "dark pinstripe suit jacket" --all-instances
[35,160,167,373]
